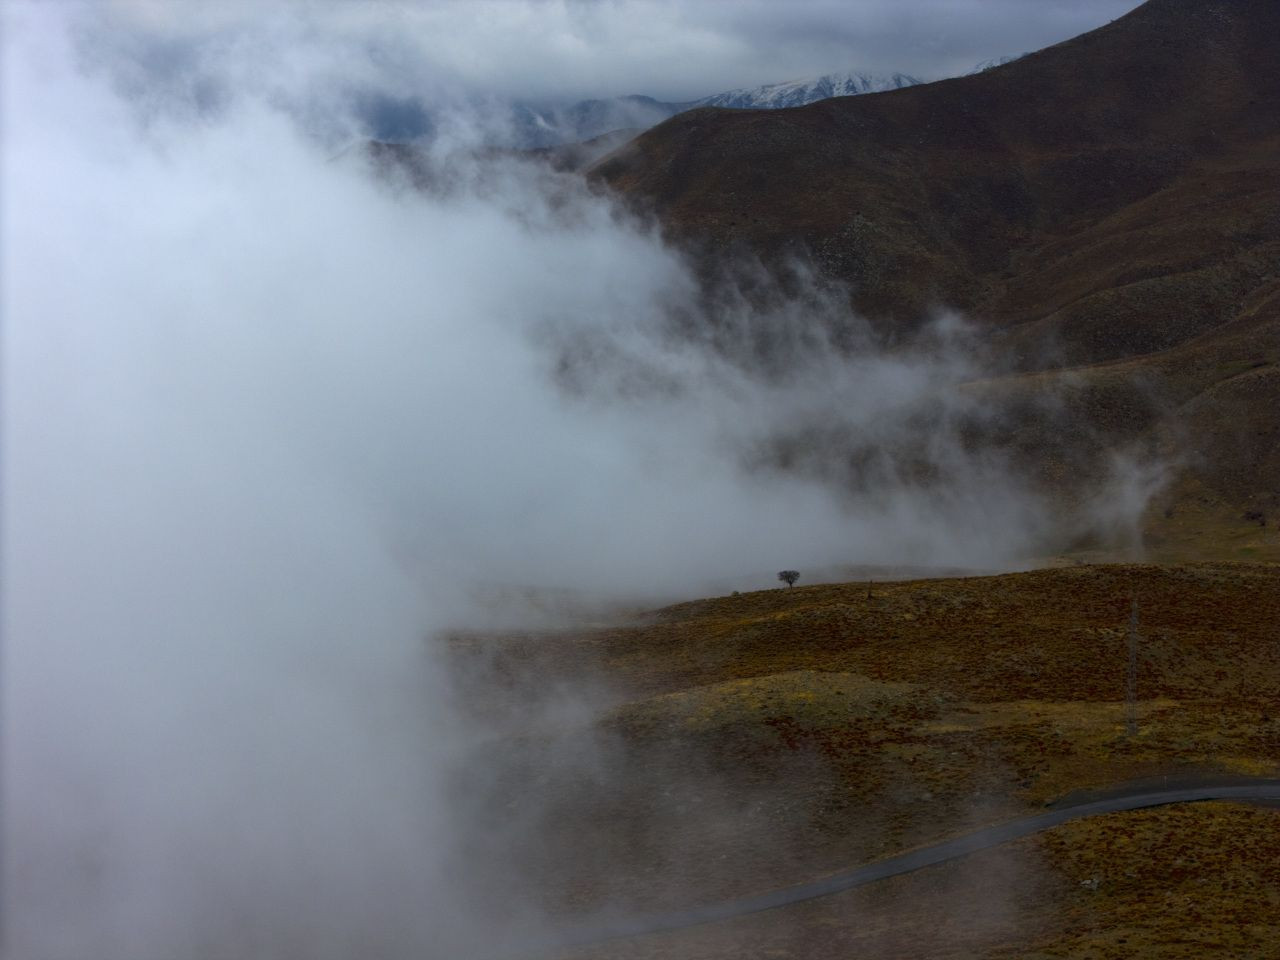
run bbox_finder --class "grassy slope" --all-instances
[566,803,1280,959]
[449,563,1280,957]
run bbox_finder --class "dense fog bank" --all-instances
[2,7,1159,958]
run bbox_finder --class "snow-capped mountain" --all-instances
[510,71,922,146]
[359,71,923,148]
[692,72,921,111]
[969,54,1028,74]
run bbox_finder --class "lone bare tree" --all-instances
[778,570,800,588]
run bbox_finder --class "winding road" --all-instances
[538,777,1280,955]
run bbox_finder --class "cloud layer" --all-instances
[75,0,1142,122]
[3,5,1157,957]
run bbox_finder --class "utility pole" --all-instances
[1126,598,1139,737]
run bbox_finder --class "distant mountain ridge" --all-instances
[361,69,934,147]
[496,70,921,146]
[511,71,923,146]
[968,53,1028,74]
[690,71,921,111]
[363,60,1068,147]
[509,95,688,149]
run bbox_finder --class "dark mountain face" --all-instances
[591,0,1280,549]
[595,0,1278,337]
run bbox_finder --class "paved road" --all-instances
[537,778,1280,955]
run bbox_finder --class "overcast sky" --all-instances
[69,0,1144,107]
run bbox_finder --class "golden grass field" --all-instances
[447,562,1280,957]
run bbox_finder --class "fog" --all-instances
[73,0,1142,125]
[3,6,1159,959]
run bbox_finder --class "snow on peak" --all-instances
[969,54,1028,74]
[694,71,922,111]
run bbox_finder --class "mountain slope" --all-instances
[691,71,920,111]
[594,0,1279,334]
[450,563,1280,957]
[591,0,1280,550]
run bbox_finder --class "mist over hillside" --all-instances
[2,2,1236,958]
[596,0,1280,555]
[52,0,1139,149]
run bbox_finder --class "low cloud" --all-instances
[69,0,1142,135]
[3,7,1160,958]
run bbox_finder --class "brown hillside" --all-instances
[591,0,1280,550]
[447,564,1280,958]
[592,0,1280,348]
